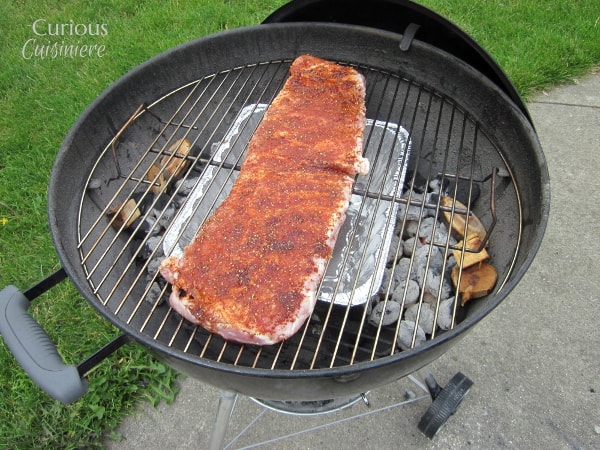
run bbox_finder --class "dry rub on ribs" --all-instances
[160,55,368,345]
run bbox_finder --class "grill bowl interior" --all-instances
[48,23,549,400]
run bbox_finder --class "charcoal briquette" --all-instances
[145,282,164,305]
[397,320,426,350]
[369,300,401,327]
[405,303,435,334]
[436,297,456,330]
[393,278,420,306]
[147,257,163,276]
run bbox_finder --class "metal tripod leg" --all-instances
[208,390,238,450]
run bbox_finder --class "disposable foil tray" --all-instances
[163,103,410,306]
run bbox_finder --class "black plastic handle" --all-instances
[0,284,87,404]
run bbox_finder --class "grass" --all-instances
[419,0,600,97]
[0,0,598,448]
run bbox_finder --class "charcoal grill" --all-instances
[0,3,549,446]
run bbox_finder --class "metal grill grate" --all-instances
[76,59,518,371]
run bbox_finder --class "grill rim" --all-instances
[47,23,549,393]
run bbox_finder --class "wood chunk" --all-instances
[146,138,192,195]
[451,262,498,306]
[160,138,192,179]
[441,196,487,242]
[452,233,489,268]
[146,164,167,194]
[107,198,140,229]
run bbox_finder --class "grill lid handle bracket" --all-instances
[0,279,87,404]
[399,23,421,51]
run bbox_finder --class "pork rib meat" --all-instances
[160,55,368,345]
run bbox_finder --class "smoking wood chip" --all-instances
[451,262,498,306]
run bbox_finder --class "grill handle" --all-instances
[0,269,88,404]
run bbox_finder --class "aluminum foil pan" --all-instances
[163,103,410,306]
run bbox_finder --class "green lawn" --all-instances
[0,0,598,448]
[422,0,600,97]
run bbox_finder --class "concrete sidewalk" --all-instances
[105,70,600,450]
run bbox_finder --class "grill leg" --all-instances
[208,390,238,450]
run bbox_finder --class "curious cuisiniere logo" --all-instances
[22,18,108,60]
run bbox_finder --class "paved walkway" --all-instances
[105,70,600,450]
